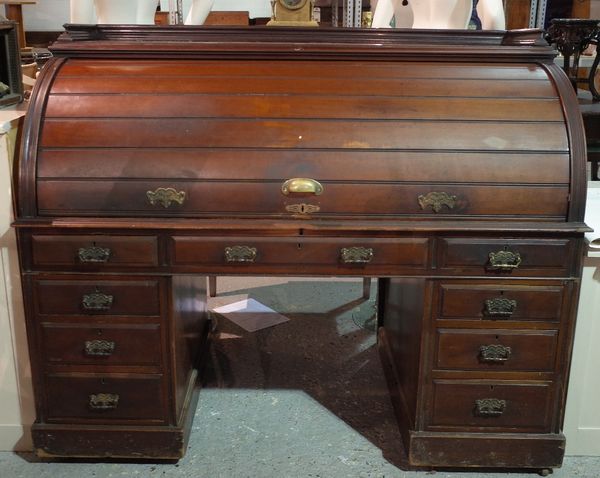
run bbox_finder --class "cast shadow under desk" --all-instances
[200,278,410,470]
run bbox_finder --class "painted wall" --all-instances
[0,111,34,451]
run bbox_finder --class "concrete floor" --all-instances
[1,277,599,478]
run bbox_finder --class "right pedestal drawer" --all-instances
[434,329,558,372]
[428,380,554,433]
[437,238,577,277]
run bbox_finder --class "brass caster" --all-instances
[538,468,553,477]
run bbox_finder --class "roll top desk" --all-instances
[13,25,589,471]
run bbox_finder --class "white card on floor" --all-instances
[211,298,289,332]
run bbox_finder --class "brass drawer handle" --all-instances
[479,344,512,363]
[488,250,522,271]
[484,298,517,318]
[82,291,114,311]
[475,398,506,417]
[340,247,374,264]
[146,187,186,208]
[84,340,116,357]
[78,246,111,263]
[225,246,257,263]
[418,191,457,213]
[89,393,119,411]
[281,178,324,196]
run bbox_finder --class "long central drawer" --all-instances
[171,236,431,274]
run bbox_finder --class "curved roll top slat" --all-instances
[18,27,585,223]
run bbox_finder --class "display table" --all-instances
[579,90,600,180]
[0,105,33,450]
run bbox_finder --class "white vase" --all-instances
[184,0,214,25]
[95,0,158,24]
[70,0,97,24]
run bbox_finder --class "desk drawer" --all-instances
[31,235,158,268]
[45,374,166,423]
[438,238,575,276]
[435,329,558,372]
[436,282,566,323]
[429,380,553,432]
[171,236,430,272]
[34,279,161,317]
[41,323,162,367]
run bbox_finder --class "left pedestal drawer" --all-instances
[44,374,167,424]
[31,235,159,268]
[41,323,162,367]
[33,279,161,317]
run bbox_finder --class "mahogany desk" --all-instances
[13,25,589,473]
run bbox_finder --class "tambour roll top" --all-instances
[18,26,587,224]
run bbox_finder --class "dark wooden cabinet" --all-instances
[13,25,588,471]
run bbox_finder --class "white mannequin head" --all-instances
[71,0,161,25]
[372,0,505,30]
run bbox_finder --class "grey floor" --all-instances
[1,277,599,478]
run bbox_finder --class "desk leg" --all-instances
[378,277,427,451]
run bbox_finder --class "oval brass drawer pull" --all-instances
[84,340,116,357]
[89,393,119,411]
[82,291,114,311]
[281,178,323,196]
[418,191,457,213]
[488,250,522,271]
[146,187,186,208]
[484,298,517,317]
[341,247,374,264]
[479,344,512,363]
[475,398,506,417]
[225,246,258,263]
[78,246,111,263]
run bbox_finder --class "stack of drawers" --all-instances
[430,279,567,433]
[23,233,207,458]
[30,234,167,423]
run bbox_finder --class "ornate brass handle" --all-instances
[340,247,374,264]
[78,246,111,263]
[475,398,506,417]
[84,340,116,357]
[281,178,324,196]
[484,298,517,318]
[479,344,512,363]
[146,187,186,208]
[82,291,114,311]
[418,191,457,213]
[488,250,522,271]
[89,393,119,410]
[225,246,257,263]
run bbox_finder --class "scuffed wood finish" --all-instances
[12,26,588,468]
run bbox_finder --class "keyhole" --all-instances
[490,385,495,391]
[97,329,103,336]
[100,379,107,385]
[297,243,302,250]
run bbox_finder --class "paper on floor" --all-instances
[211,298,290,332]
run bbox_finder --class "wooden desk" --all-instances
[1,1,36,49]
[13,26,588,473]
